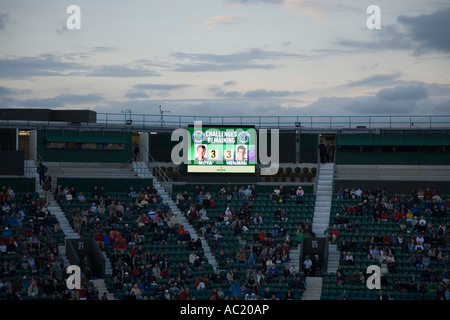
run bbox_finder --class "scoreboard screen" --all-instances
[187,125,256,173]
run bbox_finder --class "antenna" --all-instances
[159,105,170,127]
[121,109,132,125]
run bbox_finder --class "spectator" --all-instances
[27,282,39,298]
[42,174,52,205]
[302,256,313,276]
[228,280,241,298]
[36,162,48,186]
[312,255,323,277]
[335,270,345,286]
[331,226,339,243]
[296,187,304,204]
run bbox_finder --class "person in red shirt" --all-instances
[348,205,357,215]
[129,244,138,255]
[259,230,266,243]
[160,267,169,279]
[132,266,140,277]
[392,209,400,221]
[380,211,388,222]
[93,232,104,249]
[176,224,187,243]
[188,205,198,224]
[331,227,339,243]
[114,239,127,250]
[392,193,399,202]
[178,288,186,300]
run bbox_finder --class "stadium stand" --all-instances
[170,184,315,300]
[321,186,450,300]
[2,110,450,301]
[0,186,70,300]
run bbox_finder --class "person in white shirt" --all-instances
[273,186,281,196]
[189,251,198,265]
[416,233,425,245]
[303,256,313,276]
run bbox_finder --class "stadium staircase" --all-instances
[25,160,81,241]
[313,163,341,275]
[301,276,323,300]
[133,161,219,272]
[301,162,337,300]
[29,160,121,300]
[312,162,334,237]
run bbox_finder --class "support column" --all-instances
[139,132,149,163]
[296,129,300,163]
[29,130,37,161]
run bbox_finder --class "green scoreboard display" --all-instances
[187,125,256,173]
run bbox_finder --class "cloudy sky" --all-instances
[0,0,449,122]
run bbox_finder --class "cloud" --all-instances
[214,88,302,98]
[0,55,84,79]
[223,80,237,86]
[132,84,192,91]
[243,89,302,98]
[0,12,10,31]
[88,65,160,77]
[215,90,242,98]
[397,7,450,53]
[55,19,69,34]
[225,0,282,7]
[0,86,16,96]
[0,54,161,79]
[90,47,117,53]
[202,15,244,29]
[124,92,150,99]
[432,100,450,114]
[336,7,450,54]
[225,0,356,19]
[343,73,403,87]
[335,24,416,52]
[376,85,428,101]
[173,62,278,72]
[8,93,104,109]
[171,48,306,72]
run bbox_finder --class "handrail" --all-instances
[142,147,172,184]
[2,115,450,130]
[119,156,134,169]
[92,114,450,130]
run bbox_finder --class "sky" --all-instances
[0,0,449,121]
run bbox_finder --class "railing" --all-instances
[141,147,173,195]
[94,114,450,129]
[2,114,450,130]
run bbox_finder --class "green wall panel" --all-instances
[37,130,132,162]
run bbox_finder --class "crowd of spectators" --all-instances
[173,184,312,300]
[0,185,77,300]
[54,183,213,300]
[328,186,450,300]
